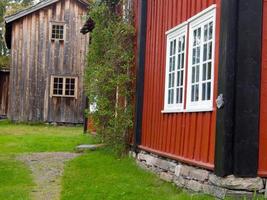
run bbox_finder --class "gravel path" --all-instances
[17,152,80,200]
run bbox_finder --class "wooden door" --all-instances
[0,71,9,116]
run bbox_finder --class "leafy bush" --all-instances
[85,1,135,155]
[0,56,10,69]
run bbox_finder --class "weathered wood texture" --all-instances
[0,71,9,116]
[8,0,89,123]
[134,0,221,170]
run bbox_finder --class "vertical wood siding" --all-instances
[259,0,267,177]
[8,0,89,123]
[0,72,9,116]
[136,0,221,169]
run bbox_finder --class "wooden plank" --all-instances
[8,0,89,124]
[139,0,221,169]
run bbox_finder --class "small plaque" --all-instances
[216,94,224,109]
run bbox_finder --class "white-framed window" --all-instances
[50,22,66,41]
[162,5,216,113]
[186,7,216,112]
[164,24,187,112]
[50,76,78,98]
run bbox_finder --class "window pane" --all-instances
[195,85,199,101]
[203,64,207,81]
[203,44,207,61]
[70,90,75,96]
[182,36,185,50]
[196,65,200,82]
[181,54,184,69]
[168,74,172,88]
[181,71,184,86]
[197,28,201,45]
[169,57,173,72]
[173,40,176,55]
[204,24,208,42]
[202,83,206,100]
[207,82,211,100]
[193,30,197,46]
[193,48,196,64]
[209,22,213,40]
[177,71,180,86]
[179,88,183,103]
[191,85,195,102]
[170,42,173,56]
[178,55,181,69]
[196,47,200,63]
[208,42,212,60]
[172,56,175,71]
[176,88,180,104]
[208,62,212,80]
[192,67,195,83]
[171,89,174,104]
[171,73,175,87]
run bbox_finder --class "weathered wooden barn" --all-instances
[5,0,90,123]
[133,0,267,194]
[0,69,9,117]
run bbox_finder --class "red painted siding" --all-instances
[258,0,267,177]
[136,0,221,170]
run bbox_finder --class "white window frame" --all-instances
[186,6,216,112]
[163,23,188,113]
[162,4,216,113]
[50,21,66,42]
[50,75,78,99]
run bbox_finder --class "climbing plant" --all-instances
[85,0,135,155]
[0,0,34,69]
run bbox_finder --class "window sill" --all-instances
[51,95,76,98]
[161,109,184,114]
[161,107,214,114]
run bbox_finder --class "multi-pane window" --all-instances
[187,8,215,111]
[51,23,65,41]
[164,24,187,111]
[53,77,63,95]
[50,76,77,98]
[163,5,216,113]
[65,78,75,96]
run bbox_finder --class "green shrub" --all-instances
[85,1,135,156]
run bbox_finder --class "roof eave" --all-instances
[5,0,89,24]
[5,0,59,24]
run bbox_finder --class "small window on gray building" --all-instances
[50,76,78,98]
[51,22,66,41]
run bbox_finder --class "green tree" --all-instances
[0,0,34,69]
[85,1,135,155]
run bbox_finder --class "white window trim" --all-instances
[186,7,216,112]
[162,4,216,114]
[50,21,67,42]
[50,75,78,99]
[163,23,188,113]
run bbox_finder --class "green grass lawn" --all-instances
[0,155,34,200]
[61,150,212,200]
[0,120,93,153]
[0,120,214,200]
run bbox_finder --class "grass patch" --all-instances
[0,120,94,153]
[0,155,34,200]
[61,149,213,200]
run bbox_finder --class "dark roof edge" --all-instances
[5,0,89,24]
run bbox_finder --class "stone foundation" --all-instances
[130,150,266,199]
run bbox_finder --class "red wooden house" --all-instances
[133,0,267,196]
